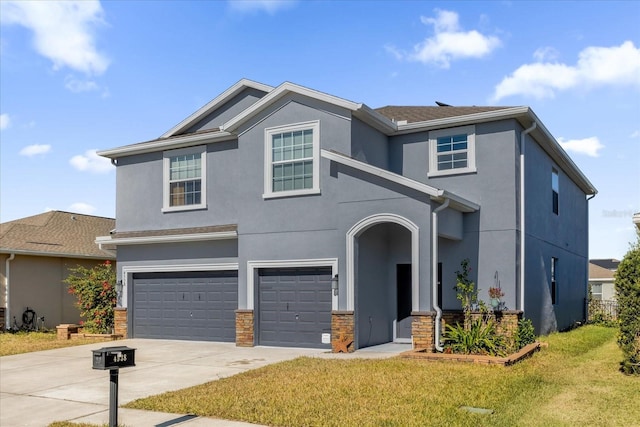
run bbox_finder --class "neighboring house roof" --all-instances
[590,258,620,270]
[96,78,597,196]
[0,211,116,259]
[588,262,616,281]
[634,212,640,230]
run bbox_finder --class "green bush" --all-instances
[64,261,117,334]
[443,318,507,357]
[614,238,640,375]
[514,318,536,350]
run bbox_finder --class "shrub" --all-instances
[614,238,640,375]
[64,261,117,334]
[454,259,477,330]
[514,318,536,350]
[443,318,507,357]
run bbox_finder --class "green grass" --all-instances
[125,325,640,427]
[0,331,105,356]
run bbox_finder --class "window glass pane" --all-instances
[552,169,559,191]
[269,127,315,193]
[283,132,293,147]
[437,137,452,152]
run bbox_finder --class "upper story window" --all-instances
[264,121,320,198]
[551,257,558,305]
[552,168,559,215]
[163,146,207,212]
[428,125,476,177]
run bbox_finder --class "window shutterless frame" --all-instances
[552,168,559,215]
[263,120,320,198]
[428,125,476,177]
[162,145,207,212]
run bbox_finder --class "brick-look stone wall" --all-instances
[0,307,5,331]
[114,308,127,338]
[235,309,254,347]
[411,311,435,351]
[331,311,355,352]
[441,310,523,340]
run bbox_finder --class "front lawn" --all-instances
[126,325,639,426]
[0,331,105,357]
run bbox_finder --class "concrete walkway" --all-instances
[1,339,409,426]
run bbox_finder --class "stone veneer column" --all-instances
[411,311,435,351]
[235,309,254,347]
[114,307,128,338]
[331,311,355,353]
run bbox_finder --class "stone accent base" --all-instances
[331,311,355,353]
[235,310,254,347]
[441,310,523,340]
[0,307,5,331]
[114,307,128,338]
[411,311,435,351]
[56,324,80,340]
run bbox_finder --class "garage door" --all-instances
[258,267,332,349]
[132,271,237,341]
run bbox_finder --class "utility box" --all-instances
[92,346,136,370]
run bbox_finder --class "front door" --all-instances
[395,264,412,341]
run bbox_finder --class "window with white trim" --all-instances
[590,283,603,301]
[163,146,206,212]
[428,125,476,177]
[264,121,320,198]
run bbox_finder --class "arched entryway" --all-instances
[346,214,419,349]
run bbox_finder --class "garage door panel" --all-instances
[258,267,331,349]
[133,271,237,342]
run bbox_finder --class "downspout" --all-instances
[520,122,537,313]
[432,198,450,352]
[5,253,15,330]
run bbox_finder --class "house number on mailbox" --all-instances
[113,353,127,363]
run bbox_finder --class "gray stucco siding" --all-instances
[184,87,268,134]
[115,139,239,232]
[350,117,389,170]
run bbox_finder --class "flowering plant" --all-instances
[64,261,116,334]
[488,286,505,299]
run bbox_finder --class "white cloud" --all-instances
[64,75,100,93]
[19,144,51,156]
[493,41,640,101]
[387,9,501,68]
[227,0,296,14]
[68,202,97,215]
[557,136,604,157]
[533,46,559,62]
[0,113,9,130]
[0,0,109,75]
[631,130,640,138]
[69,149,113,173]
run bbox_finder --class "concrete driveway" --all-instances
[0,339,325,426]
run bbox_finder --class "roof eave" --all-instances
[0,248,115,260]
[161,79,274,138]
[97,130,235,159]
[95,230,238,246]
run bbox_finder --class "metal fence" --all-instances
[588,299,618,322]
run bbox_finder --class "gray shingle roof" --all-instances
[374,105,514,123]
[0,211,115,259]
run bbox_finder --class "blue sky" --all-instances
[1,0,639,259]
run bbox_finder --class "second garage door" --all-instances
[132,271,237,342]
[258,267,332,349]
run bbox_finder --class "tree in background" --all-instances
[64,261,117,334]
[614,234,640,375]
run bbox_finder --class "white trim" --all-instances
[392,319,412,344]
[95,231,237,246]
[346,214,419,312]
[121,262,239,307]
[264,121,320,198]
[162,79,274,138]
[222,82,360,132]
[162,145,207,212]
[246,258,339,311]
[428,125,476,177]
[321,149,479,212]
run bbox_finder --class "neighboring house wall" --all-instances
[0,254,108,329]
[523,127,589,334]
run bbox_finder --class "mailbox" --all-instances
[92,346,136,370]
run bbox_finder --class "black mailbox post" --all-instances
[92,346,136,427]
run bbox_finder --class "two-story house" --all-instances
[97,79,596,352]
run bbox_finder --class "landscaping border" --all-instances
[399,341,542,366]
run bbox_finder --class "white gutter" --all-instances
[5,253,15,330]
[520,122,537,313]
[432,199,450,352]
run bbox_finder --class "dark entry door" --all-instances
[396,264,412,340]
